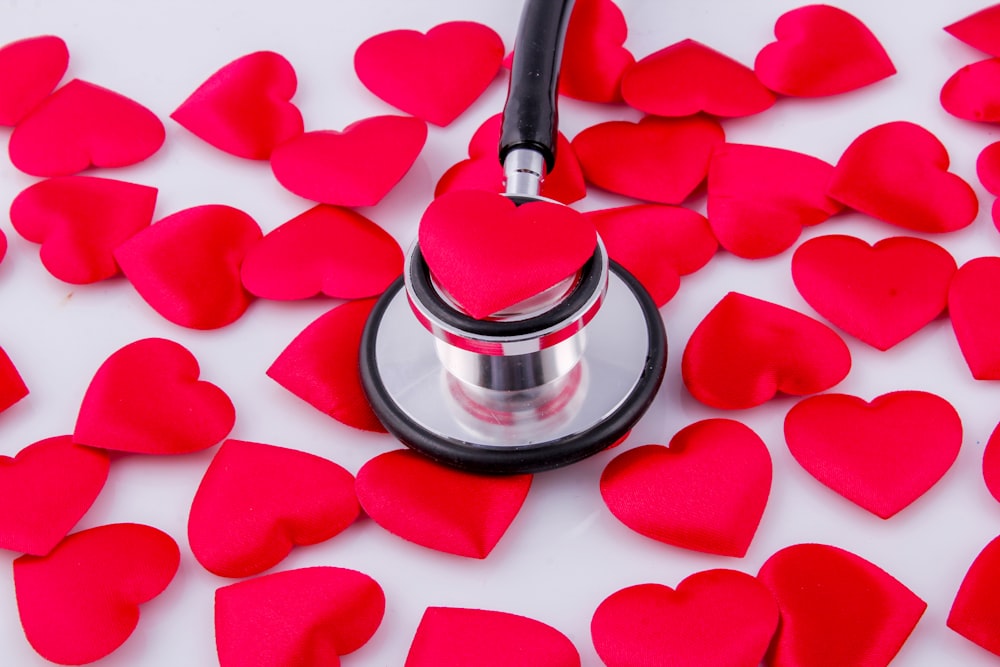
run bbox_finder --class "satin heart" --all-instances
[755,5,895,96]
[0,435,109,556]
[949,534,1000,656]
[584,204,716,307]
[977,141,1000,196]
[267,298,385,433]
[74,338,236,455]
[215,566,385,666]
[0,345,28,414]
[0,35,68,125]
[949,257,1000,380]
[171,51,303,159]
[792,235,957,350]
[270,115,427,206]
[435,113,586,204]
[559,0,634,102]
[983,422,1000,504]
[591,570,779,667]
[601,419,772,557]
[622,39,775,117]
[9,79,165,177]
[946,5,1000,56]
[707,143,842,259]
[828,121,978,233]
[784,391,962,518]
[682,292,851,409]
[942,58,1000,123]
[188,439,359,578]
[14,523,179,665]
[241,205,402,301]
[572,115,725,204]
[0,229,6,265]
[759,543,926,667]
[10,176,158,284]
[354,21,504,126]
[418,190,596,319]
[115,204,261,330]
[406,607,580,667]
[355,449,532,558]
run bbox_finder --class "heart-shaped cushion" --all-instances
[354,21,504,126]
[215,566,385,666]
[758,543,926,667]
[622,39,775,117]
[572,115,725,204]
[0,35,68,125]
[406,607,580,666]
[270,115,427,206]
[188,439,359,578]
[601,419,771,557]
[584,204,717,307]
[792,234,957,350]
[10,176,158,284]
[115,204,262,330]
[14,523,180,665]
[267,298,387,433]
[355,449,532,558]
[827,121,978,233]
[941,58,1000,123]
[240,204,402,300]
[949,256,1000,380]
[591,569,779,667]
[707,142,842,259]
[0,435,109,556]
[9,78,165,177]
[559,0,634,103]
[682,292,851,409]
[946,5,1000,56]
[949,534,1000,656]
[983,421,1000,504]
[784,391,962,518]
[74,337,236,455]
[0,345,28,415]
[418,189,596,319]
[755,5,896,96]
[171,50,304,159]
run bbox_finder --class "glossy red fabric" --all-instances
[0,35,68,125]
[949,257,1000,380]
[946,5,1000,56]
[949,533,1000,655]
[941,57,1000,122]
[983,422,1000,504]
[0,344,28,414]
[559,0,633,103]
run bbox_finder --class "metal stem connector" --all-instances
[503,148,546,198]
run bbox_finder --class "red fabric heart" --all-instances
[14,523,179,665]
[0,229,6,264]
[559,0,634,103]
[241,205,402,301]
[754,5,895,97]
[9,79,164,177]
[946,5,1000,56]
[215,566,385,666]
[984,422,1000,504]
[435,113,586,204]
[707,143,842,259]
[188,439,359,578]
[792,235,957,350]
[977,141,1000,195]
[406,607,580,667]
[267,298,385,433]
[74,337,236,455]
[600,419,772,557]
[760,543,926,666]
[591,569,779,667]
[10,176,158,284]
[584,204,717,307]
[271,115,427,206]
[0,344,28,414]
[114,204,261,330]
[0,435,109,556]
[682,292,851,410]
[949,257,1000,380]
[418,190,596,319]
[355,449,532,558]
[828,121,978,233]
[0,35,68,126]
[572,115,725,205]
[784,391,962,518]
[622,39,775,117]
[354,21,504,127]
[949,534,1000,656]
[941,58,1000,122]
[171,51,303,159]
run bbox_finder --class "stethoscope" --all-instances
[360,0,667,474]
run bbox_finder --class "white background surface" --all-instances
[0,0,999,664]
